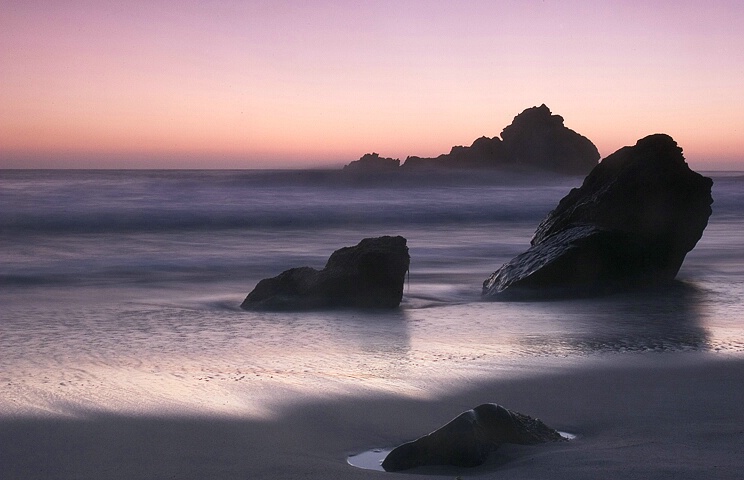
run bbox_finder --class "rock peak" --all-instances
[497,104,597,173]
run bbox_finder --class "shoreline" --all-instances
[2,352,742,479]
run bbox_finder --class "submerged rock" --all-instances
[241,236,409,310]
[381,403,564,471]
[483,134,713,298]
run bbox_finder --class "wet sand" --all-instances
[1,353,742,479]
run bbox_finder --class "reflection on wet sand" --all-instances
[515,282,709,355]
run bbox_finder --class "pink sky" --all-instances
[1,1,743,169]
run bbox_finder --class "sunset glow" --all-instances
[2,1,743,169]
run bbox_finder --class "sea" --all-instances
[1,169,743,419]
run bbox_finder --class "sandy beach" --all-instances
[2,170,742,479]
[1,352,742,479]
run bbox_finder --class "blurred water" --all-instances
[0,169,742,418]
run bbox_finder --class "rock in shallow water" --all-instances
[381,403,564,471]
[483,134,713,298]
[241,236,409,310]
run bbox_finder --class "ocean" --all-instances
[1,169,743,419]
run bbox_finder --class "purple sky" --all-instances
[2,1,743,168]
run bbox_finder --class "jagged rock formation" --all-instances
[381,403,565,472]
[483,134,714,298]
[402,135,505,170]
[345,105,600,174]
[498,104,600,173]
[343,152,400,172]
[241,236,410,310]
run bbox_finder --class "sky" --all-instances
[1,1,743,169]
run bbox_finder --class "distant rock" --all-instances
[402,135,505,170]
[343,153,400,172]
[346,105,599,174]
[381,403,565,472]
[498,104,600,174]
[241,236,410,310]
[483,134,713,298]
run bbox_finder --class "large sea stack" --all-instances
[381,403,565,472]
[401,104,599,173]
[241,236,410,310]
[483,134,713,298]
[346,104,600,175]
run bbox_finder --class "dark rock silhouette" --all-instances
[346,105,599,174]
[343,152,400,172]
[381,403,565,472]
[483,134,714,298]
[402,135,505,170]
[241,236,410,310]
[498,104,600,174]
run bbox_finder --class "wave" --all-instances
[0,169,583,234]
[0,198,550,235]
[0,264,256,288]
[2,169,741,243]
